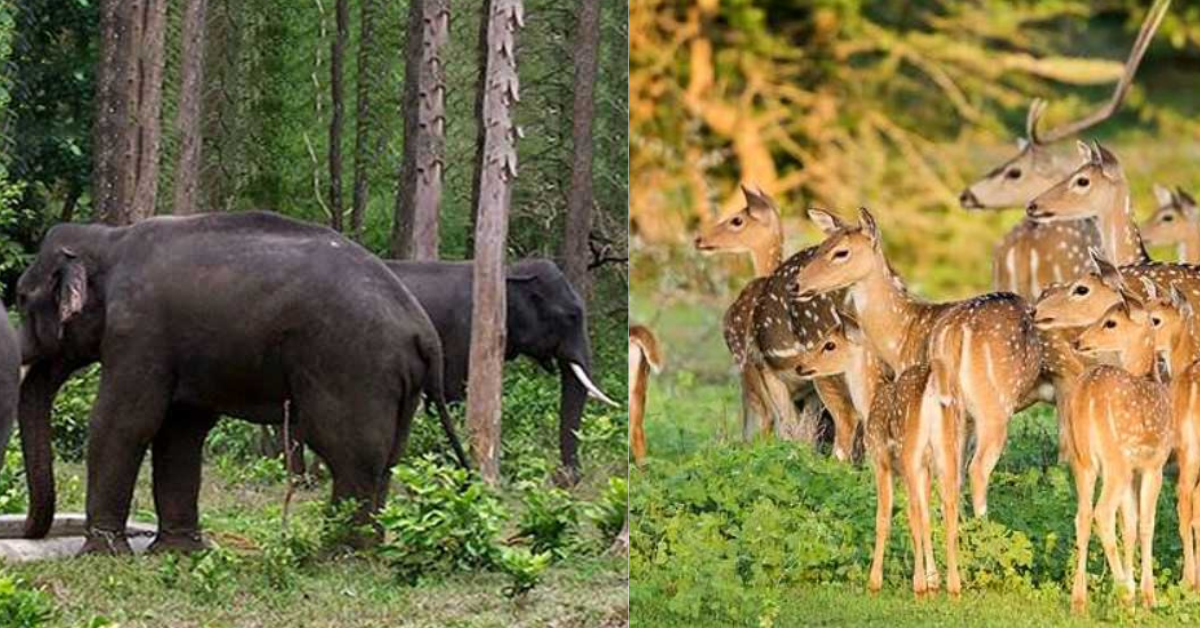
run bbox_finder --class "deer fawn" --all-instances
[695,186,859,457]
[791,208,1043,518]
[1041,289,1173,612]
[629,325,663,466]
[960,0,1168,300]
[795,318,963,596]
[1143,185,1200,263]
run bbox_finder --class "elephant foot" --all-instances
[78,528,134,556]
[552,465,580,487]
[148,529,208,554]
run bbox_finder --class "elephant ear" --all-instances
[58,249,87,324]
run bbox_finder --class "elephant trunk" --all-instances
[557,357,589,482]
[19,362,71,539]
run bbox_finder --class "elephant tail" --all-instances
[418,334,471,471]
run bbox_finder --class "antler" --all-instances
[1033,0,1171,144]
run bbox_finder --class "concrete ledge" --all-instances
[0,514,156,562]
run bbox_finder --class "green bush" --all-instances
[588,475,627,543]
[0,572,56,628]
[375,454,506,584]
[497,546,552,599]
[516,482,580,559]
[49,364,99,462]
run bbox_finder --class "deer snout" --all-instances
[959,188,982,210]
[788,279,815,300]
[1026,200,1049,220]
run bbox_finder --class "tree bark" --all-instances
[465,0,492,253]
[392,0,448,260]
[466,0,522,486]
[328,0,348,231]
[173,0,209,215]
[350,0,377,239]
[561,0,601,299]
[94,0,167,225]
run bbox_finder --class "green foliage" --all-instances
[587,476,628,542]
[375,454,506,585]
[516,482,580,559]
[497,546,552,599]
[0,572,55,628]
[49,364,100,462]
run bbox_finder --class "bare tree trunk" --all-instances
[328,0,348,231]
[561,0,601,299]
[392,0,447,260]
[173,0,209,215]
[465,0,492,253]
[466,0,522,486]
[349,0,377,239]
[94,0,167,225]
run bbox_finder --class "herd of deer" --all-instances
[631,0,1200,614]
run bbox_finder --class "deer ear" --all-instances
[1094,142,1121,179]
[1170,285,1191,313]
[807,208,844,235]
[1153,184,1175,208]
[1139,276,1159,301]
[1076,140,1094,165]
[839,311,864,344]
[1089,248,1126,291]
[1016,137,1030,152]
[858,207,879,246]
[1024,98,1046,145]
[1178,187,1199,220]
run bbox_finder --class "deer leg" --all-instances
[869,461,892,593]
[902,469,928,597]
[935,407,963,596]
[815,376,858,462]
[1178,451,1199,588]
[1096,469,1134,603]
[1071,462,1097,615]
[1139,469,1164,608]
[758,368,795,440]
[741,367,769,442]
[919,467,939,591]
[1190,482,1200,589]
[967,411,1009,518]
[1119,485,1137,583]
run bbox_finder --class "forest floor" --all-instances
[6,457,628,628]
[630,290,1200,627]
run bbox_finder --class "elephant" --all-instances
[7,211,468,555]
[272,258,618,484]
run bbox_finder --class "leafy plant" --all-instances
[49,364,100,462]
[497,546,551,599]
[515,483,580,559]
[0,572,56,628]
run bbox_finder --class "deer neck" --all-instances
[1119,331,1157,378]
[844,347,885,419]
[750,234,784,277]
[1094,182,1149,266]
[1167,326,1200,379]
[849,253,926,370]
[1179,226,1200,264]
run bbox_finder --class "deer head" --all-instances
[1033,249,1127,329]
[794,316,863,379]
[1026,141,1125,222]
[789,208,880,299]
[694,185,783,275]
[1074,291,1156,375]
[1142,185,1199,247]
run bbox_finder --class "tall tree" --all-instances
[465,0,492,252]
[350,0,377,239]
[392,0,448,260]
[561,0,601,298]
[173,0,209,215]
[467,0,522,485]
[328,0,348,231]
[94,0,167,225]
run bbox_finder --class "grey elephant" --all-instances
[8,211,467,554]
[274,259,617,484]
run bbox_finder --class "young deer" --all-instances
[795,319,963,597]
[629,325,663,466]
[790,208,1043,518]
[960,0,1169,299]
[1142,185,1200,263]
[696,187,858,456]
[1047,291,1173,612]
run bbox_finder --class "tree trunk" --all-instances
[561,0,601,299]
[94,0,167,225]
[465,0,492,253]
[173,0,208,215]
[392,0,448,260]
[328,0,348,231]
[349,0,377,239]
[466,0,522,486]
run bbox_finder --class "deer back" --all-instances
[993,220,1100,300]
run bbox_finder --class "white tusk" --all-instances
[569,362,619,408]
[19,366,28,383]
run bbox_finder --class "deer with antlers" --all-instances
[695,187,859,457]
[790,208,1043,517]
[795,317,963,596]
[629,325,664,466]
[1037,281,1173,612]
[960,0,1169,300]
[1142,185,1200,263]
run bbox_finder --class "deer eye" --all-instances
[1104,319,1117,329]
[1005,168,1022,180]
[1075,176,1090,188]
[823,341,837,352]
[1073,285,1090,296]
[832,249,849,260]
[730,216,744,227]
[1163,214,1175,223]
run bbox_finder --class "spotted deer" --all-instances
[790,208,1043,518]
[959,0,1168,300]
[794,317,963,597]
[1047,291,1173,612]
[695,186,858,457]
[1142,185,1200,263]
[629,325,663,466]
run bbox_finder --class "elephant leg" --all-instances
[81,362,171,556]
[556,362,588,486]
[149,405,217,554]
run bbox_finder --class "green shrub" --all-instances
[375,454,505,584]
[497,546,551,599]
[515,483,579,559]
[588,476,628,542]
[49,364,99,462]
[0,572,56,628]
